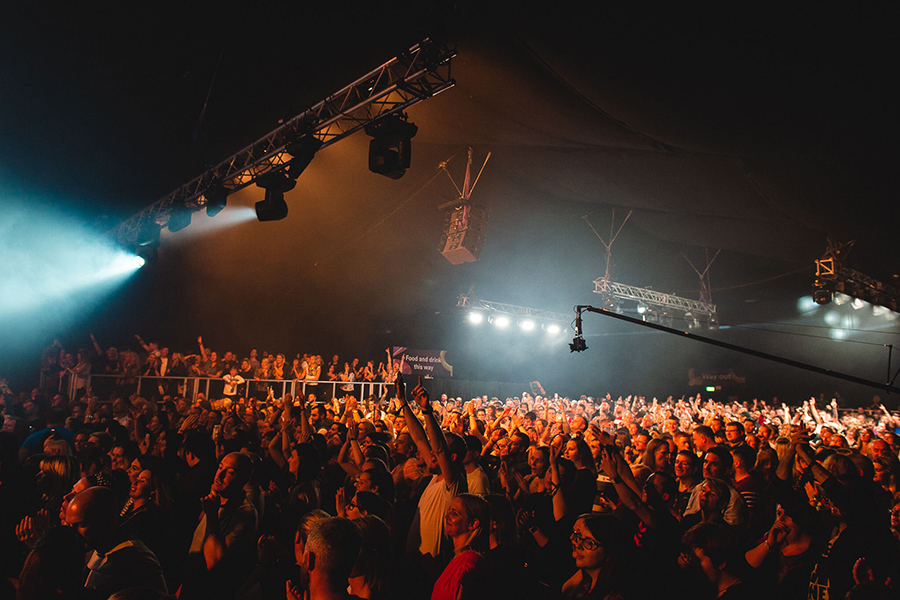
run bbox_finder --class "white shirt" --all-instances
[407,475,460,557]
[467,466,490,495]
[223,374,245,396]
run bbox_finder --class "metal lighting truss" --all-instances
[112,38,456,247]
[814,242,900,312]
[593,277,717,321]
[457,295,570,325]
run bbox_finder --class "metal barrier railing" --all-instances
[65,373,391,403]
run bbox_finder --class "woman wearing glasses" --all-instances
[562,513,631,599]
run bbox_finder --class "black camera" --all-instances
[569,337,588,352]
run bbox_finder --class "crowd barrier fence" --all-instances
[59,372,392,404]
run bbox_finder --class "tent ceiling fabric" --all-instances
[3,4,898,317]
[404,30,894,273]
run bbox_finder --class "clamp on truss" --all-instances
[814,240,900,312]
[112,37,456,247]
[593,277,718,329]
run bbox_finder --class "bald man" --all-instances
[66,486,167,598]
[180,452,258,599]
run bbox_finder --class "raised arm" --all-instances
[776,427,807,481]
[808,398,823,426]
[594,424,643,497]
[297,401,311,444]
[411,377,462,488]
[89,333,103,357]
[794,444,831,485]
[269,428,286,470]
[270,408,291,468]
[548,438,568,521]
[338,421,362,477]
[135,334,151,353]
[198,336,209,363]
[349,423,366,468]
[601,446,657,528]
[490,406,511,433]
[398,376,435,467]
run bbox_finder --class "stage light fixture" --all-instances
[136,246,158,266]
[136,220,160,248]
[813,289,832,305]
[519,319,536,331]
[468,312,484,324]
[286,135,323,176]
[546,324,561,335]
[132,256,145,268]
[365,114,418,179]
[685,312,701,330]
[255,171,295,222]
[203,185,229,218]
[493,315,510,328]
[851,298,865,310]
[637,302,648,314]
[167,204,193,233]
[833,293,849,306]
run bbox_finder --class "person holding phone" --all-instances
[398,375,468,560]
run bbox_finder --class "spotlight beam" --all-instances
[572,304,900,394]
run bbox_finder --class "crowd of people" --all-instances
[2,336,900,599]
[36,335,403,404]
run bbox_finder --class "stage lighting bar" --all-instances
[201,185,229,218]
[813,241,900,313]
[492,315,510,328]
[457,294,569,334]
[593,277,717,328]
[111,38,456,246]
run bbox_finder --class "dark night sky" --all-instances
[2,2,899,401]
